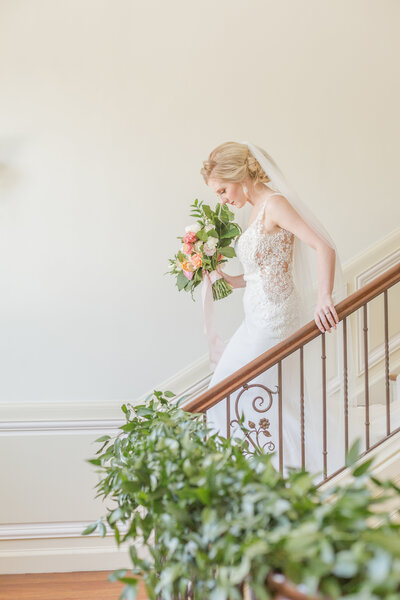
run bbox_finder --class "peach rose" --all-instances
[182,242,193,255]
[181,260,194,272]
[190,253,203,269]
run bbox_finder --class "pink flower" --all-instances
[183,270,194,280]
[183,231,197,244]
[182,242,193,255]
[203,243,216,256]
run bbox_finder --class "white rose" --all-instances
[205,224,214,232]
[185,223,201,234]
[206,235,218,247]
[194,240,203,253]
[203,243,216,256]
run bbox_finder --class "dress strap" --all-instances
[253,194,278,229]
[257,198,268,221]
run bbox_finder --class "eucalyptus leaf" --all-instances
[345,438,362,467]
[332,550,358,578]
[86,457,102,466]
[353,456,375,477]
[363,530,400,556]
[108,568,128,582]
[177,271,188,291]
[120,582,138,600]
[94,435,111,443]
[108,507,123,525]
[98,521,106,538]
[367,548,391,583]
[81,521,98,535]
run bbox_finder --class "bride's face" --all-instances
[207,178,247,208]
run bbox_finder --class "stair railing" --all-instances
[183,261,400,486]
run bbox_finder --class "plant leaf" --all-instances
[345,437,361,467]
[219,246,235,258]
[81,521,98,535]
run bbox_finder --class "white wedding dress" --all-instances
[206,195,346,481]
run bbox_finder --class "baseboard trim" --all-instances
[0,543,132,574]
[0,520,125,541]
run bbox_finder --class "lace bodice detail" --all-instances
[237,197,295,301]
[236,196,301,338]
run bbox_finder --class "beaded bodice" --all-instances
[236,196,301,338]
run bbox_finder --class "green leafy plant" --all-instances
[83,390,400,600]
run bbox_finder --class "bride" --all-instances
[200,141,348,480]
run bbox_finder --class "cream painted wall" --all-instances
[0,0,399,405]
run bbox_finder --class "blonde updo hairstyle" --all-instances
[200,141,271,188]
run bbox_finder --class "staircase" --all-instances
[182,261,400,489]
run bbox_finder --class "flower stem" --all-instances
[212,279,233,301]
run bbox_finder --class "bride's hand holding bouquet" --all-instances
[215,266,246,290]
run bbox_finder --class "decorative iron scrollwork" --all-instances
[229,382,278,454]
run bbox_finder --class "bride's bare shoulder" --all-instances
[265,192,290,212]
[263,192,297,229]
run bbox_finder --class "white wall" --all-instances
[1,0,400,576]
[1,0,399,405]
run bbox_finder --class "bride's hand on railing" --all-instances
[314,293,339,333]
[215,267,246,289]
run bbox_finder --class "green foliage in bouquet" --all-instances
[167,199,242,301]
[83,391,400,600]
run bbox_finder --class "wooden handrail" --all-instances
[266,572,321,599]
[184,261,400,414]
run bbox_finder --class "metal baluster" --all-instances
[343,317,349,455]
[321,334,327,479]
[363,304,370,450]
[299,346,305,470]
[384,290,391,436]
[226,394,231,438]
[278,361,283,474]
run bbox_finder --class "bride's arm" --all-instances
[266,195,339,334]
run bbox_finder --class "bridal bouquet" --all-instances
[168,199,242,301]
